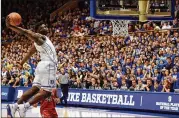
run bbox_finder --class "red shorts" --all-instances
[41,110,58,118]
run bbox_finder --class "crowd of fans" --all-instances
[1,0,179,93]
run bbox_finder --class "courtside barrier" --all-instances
[2,87,179,114]
[1,86,15,101]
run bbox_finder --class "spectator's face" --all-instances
[174,56,179,63]
[174,32,179,37]
[137,68,141,74]
[151,62,156,67]
[132,64,136,68]
[60,68,65,74]
[103,80,107,85]
[126,69,130,74]
[170,69,173,73]
[92,67,96,72]
[138,79,142,85]
[101,61,105,67]
[173,68,178,73]
[142,69,146,74]
[176,62,179,67]
[2,68,6,72]
[154,69,158,74]
[122,80,126,85]
[113,81,118,87]
[78,71,82,75]
[132,80,136,87]
[154,81,159,87]
[91,78,96,85]
[107,54,110,59]
[126,58,131,64]
[112,61,117,66]
[137,60,141,65]
[95,59,99,64]
[147,80,152,86]
[174,48,178,54]
[165,70,169,75]
[167,58,172,63]
[77,79,80,83]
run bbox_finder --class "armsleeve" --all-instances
[58,74,61,80]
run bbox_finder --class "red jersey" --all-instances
[40,89,58,118]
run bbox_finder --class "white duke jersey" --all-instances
[34,36,57,64]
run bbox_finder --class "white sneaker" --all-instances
[17,104,28,118]
[7,104,18,118]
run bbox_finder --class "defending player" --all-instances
[33,88,60,118]
[6,15,58,117]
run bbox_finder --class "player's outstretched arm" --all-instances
[6,16,45,45]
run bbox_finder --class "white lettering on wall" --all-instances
[106,95,112,104]
[96,94,102,103]
[81,93,87,102]
[76,93,80,102]
[117,95,123,105]
[156,101,179,111]
[92,94,96,103]
[79,93,135,106]
[112,95,118,104]
[101,94,106,104]
[2,92,8,96]
[129,95,135,106]
[17,90,23,98]
[86,93,91,103]
[123,95,129,105]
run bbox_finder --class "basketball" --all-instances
[8,12,22,26]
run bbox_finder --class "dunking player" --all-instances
[33,88,60,118]
[6,15,58,117]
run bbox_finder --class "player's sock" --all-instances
[14,103,18,109]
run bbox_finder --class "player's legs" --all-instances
[7,70,43,117]
[7,62,56,117]
[18,75,54,117]
[60,84,69,105]
[18,64,56,117]
[18,89,51,117]
[7,66,40,117]
[7,72,43,117]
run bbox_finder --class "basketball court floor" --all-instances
[1,103,179,117]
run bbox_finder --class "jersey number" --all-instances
[50,80,55,84]
[49,80,55,87]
